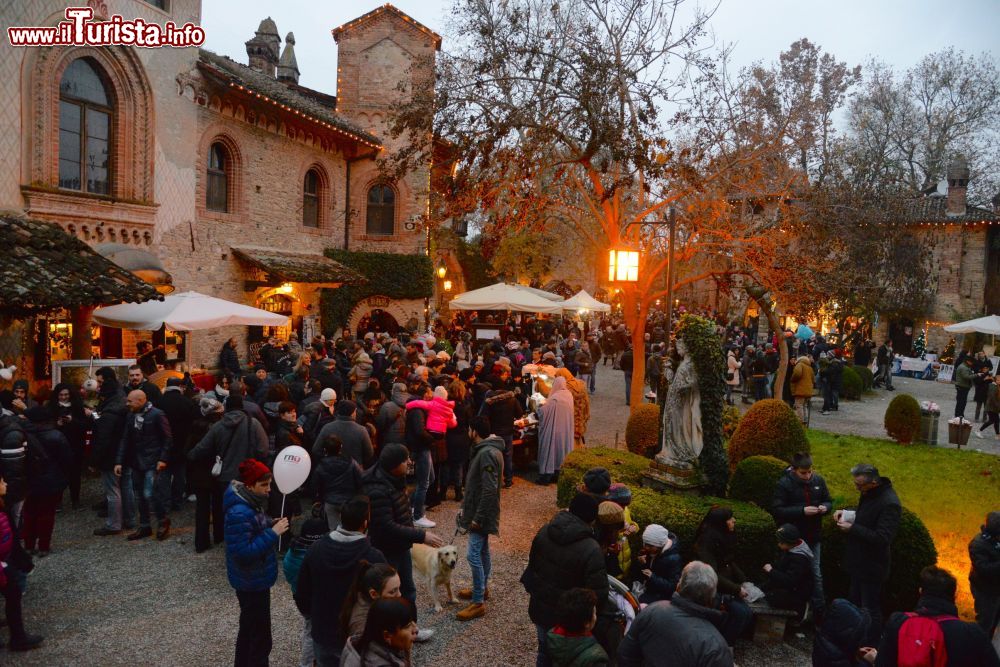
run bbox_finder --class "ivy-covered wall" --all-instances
[321,249,433,334]
[452,234,496,291]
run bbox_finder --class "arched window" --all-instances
[59,58,112,194]
[366,184,395,236]
[303,169,319,228]
[206,142,229,212]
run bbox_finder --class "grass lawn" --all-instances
[807,429,1000,617]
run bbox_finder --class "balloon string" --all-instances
[278,494,287,552]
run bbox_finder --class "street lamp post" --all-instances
[663,206,677,336]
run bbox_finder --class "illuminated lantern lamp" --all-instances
[443,280,453,292]
[436,263,447,279]
[608,249,639,282]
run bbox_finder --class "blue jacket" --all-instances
[638,533,683,604]
[224,482,278,592]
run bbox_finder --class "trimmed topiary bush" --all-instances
[721,404,741,441]
[821,506,937,615]
[556,447,651,508]
[625,403,661,459]
[840,365,863,400]
[884,394,922,444]
[854,365,874,391]
[728,455,788,510]
[727,399,809,471]
[628,486,777,577]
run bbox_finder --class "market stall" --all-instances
[561,289,611,313]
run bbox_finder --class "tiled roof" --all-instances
[197,49,381,149]
[0,215,163,316]
[231,246,367,285]
[332,4,442,50]
[899,197,999,224]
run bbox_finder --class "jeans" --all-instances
[753,376,768,401]
[718,595,753,644]
[1,567,30,645]
[590,365,598,392]
[849,576,883,646]
[580,372,594,394]
[385,549,418,622]
[766,372,775,397]
[821,383,839,412]
[410,449,433,521]
[624,372,632,406]
[299,617,315,667]
[194,481,225,551]
[535,623,553,667]
[810,543,825,614]
[467,531,492,603]
[501,433,514,484]
[955,386,971,418]
[103,469,135,531]
[235,589,272,667]
[131,467,169,529]
[22,493,60,551]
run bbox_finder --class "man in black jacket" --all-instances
[522,493,608,667]
[835,463,901,645]
[92,368,135,536]
[157,379,199,511]
[772,452,833,616]
[360,444,443,636]
[969,510,1000,635]
[482,383,523,488]
[293,496,385,666]
[874,566,1000,667]
[123,364,162,405]
[115,390,173,541]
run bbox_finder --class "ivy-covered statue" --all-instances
[645,315,728,495]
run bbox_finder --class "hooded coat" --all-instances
[23,421,71,496]
[522,510,608,629]
[315,413,374,469]
[405,395,457,434]
[375,385,409,446]
[458,435,504,535]
[790,358,815,398]
[637,532,683,604]
[223,481,278,592]
[360,464,425,556]
[314,454,362,508]
[350,353,374,394]
[812,598,871,667]
[762,541,814,613]
[188,410,269,484]
[293,527,385,649]
[537,376,575,475]
[693,511,746,597]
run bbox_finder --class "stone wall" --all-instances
[920,225,989,352]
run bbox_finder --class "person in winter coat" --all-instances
[761,524,814,615]
[975,373,1000,440]
[772,452,833,616]
[0,411,31,530]
[873,566,1000,667]
[91,368,135,537]
[555,368,590,450]
[811,598,872,667]
[375,383,409,448]
[46,382,89,510]
[403,388,436,529]
[790,356,815,423]
[123,365,162,406]
[968,510,1000,635]
[725,349,742,406]
[294,496,386,666]
[314,401,374,470]
[360,444,444,633]
[157,378,199,511]
[188,398,225,553]
[820,354,844,415]
[188,394,269,488]
[0,475,44,652]
[340,598,414,667]
[283,516,327,667]
[405,385,457,436]
[350,352,374,401]
[21,407,71,555]
[482,382,523,488]
[545,588,609,667]
[522,493,608,665]
[693,506,746,599]
[115,390,173,542]
[340,562,401,641]
[617,561,733,667]
[224,459,289,667]
[751,351,769,402]
[835,463,901,646]
[219,337,242,378]
[455,416,504,622]
[313,434,362,531]
[636,524,683,605]
[536,376,574,486]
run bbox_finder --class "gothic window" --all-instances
[366,184,395,236]
[206,142,230,212]
[59,58,112,194]
[303,169,319,228]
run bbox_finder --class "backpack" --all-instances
[896,612,958,667]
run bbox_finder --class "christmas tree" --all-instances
[913,328,926,358]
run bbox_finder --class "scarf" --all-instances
[232,480,268,511]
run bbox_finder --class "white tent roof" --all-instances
[561,289,611,313]
[449,283,565,314]
[943,315,1000,336]
[92,291,288,331]
[515,285,564,302]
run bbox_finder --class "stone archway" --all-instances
[346,296,423,337]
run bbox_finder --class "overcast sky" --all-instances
[201,0,998,96]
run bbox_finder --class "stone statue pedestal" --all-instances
[641,455,702,495]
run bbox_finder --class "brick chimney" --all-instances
[946,157,969,217]
[246,18,280,77]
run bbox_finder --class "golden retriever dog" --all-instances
[411,543,460,612]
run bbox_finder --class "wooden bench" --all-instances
[749,602,798,643]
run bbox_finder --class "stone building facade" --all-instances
[1,0,438,378]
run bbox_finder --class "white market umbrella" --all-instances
[449,283,565,314]
[944,315,1000,336]
[92,291,288,331]
[561,289,611,313]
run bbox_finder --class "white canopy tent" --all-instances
[943,315,1000,336]
[561,289,611,313]
[448,282,566,314]
[92,291,289,331]
[515,285,565,302]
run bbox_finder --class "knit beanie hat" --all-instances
[776,523,801,544]
[433,385,448,399]
[607,483,632,507]
[582,467,612,495]
[642,524,670,548]
[597,501,624,526]
[199,397,224,416]
[379,443,410,471]
[568,493,600,524]
[320,388,337,406]
[238,459,271,486]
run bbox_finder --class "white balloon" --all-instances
[272,445,311,494]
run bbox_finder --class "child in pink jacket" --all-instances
[407,385,458,435]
